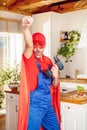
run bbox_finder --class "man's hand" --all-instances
[22,16,33,28]
[51,64,60,87]
[51,64,59,79]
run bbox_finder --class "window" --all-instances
[0,32,23,69]
[0,18,23,69]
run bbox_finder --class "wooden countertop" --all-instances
[5,88,87,105]
[60,78,87,84]
[5,90,19,94]
[61,90,87,105]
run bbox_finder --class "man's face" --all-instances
[33,44,45,58]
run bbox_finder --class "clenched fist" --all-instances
[22,16,33,28]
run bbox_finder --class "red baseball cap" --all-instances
[32,32,46,46]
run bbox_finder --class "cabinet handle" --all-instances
[16,105,18,112]
[60,115,62,122]
[10,96,13,99]
[67,106,70,109]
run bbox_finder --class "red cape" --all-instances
[17,55,60,130]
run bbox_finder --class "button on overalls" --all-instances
[28,60,59,130]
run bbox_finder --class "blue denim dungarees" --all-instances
[28,60,59,130]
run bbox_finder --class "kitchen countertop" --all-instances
[60,78,87,84]
[5,90,87,105]
[5,90,19,94]
[5,85,87,105]
[61,90,87,105]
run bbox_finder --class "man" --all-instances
[18,16,60,130]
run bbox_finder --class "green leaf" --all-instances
[57,30,81,62]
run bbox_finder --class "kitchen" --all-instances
[0,1,87,130]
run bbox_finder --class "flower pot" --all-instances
[9,84,20,92]
[77,91,84,96]
[11,87,18,92]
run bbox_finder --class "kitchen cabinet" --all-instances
[60,80,87,130]
[6,92,19,130]
[61,102,87,130]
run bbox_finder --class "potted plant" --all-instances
[0,63,20,92]
[0,90,4,108]
[76,86,84,96]
[57,30,81,62]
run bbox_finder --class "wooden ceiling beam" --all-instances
[34,1,82,14]
[3,0,17,7]
[74,1,87,8]
[55,1,87,13]
[0,6,32,15]
[0,0,87,15]
[9,0,66,10]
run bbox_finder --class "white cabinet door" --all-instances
[61,102,77,130]
[62,114,77,130]
[6,93,19,130]
[61,102,87,130]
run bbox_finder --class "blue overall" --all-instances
[27,61,60,130]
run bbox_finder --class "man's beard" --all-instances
[34,50,43,58]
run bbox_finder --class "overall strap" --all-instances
[36,60,42,72]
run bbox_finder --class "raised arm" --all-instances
[22,16,33,58]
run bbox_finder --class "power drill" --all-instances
[44,56,64,78]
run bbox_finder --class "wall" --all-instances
[0,10,24,20]
[61,9,87,78]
